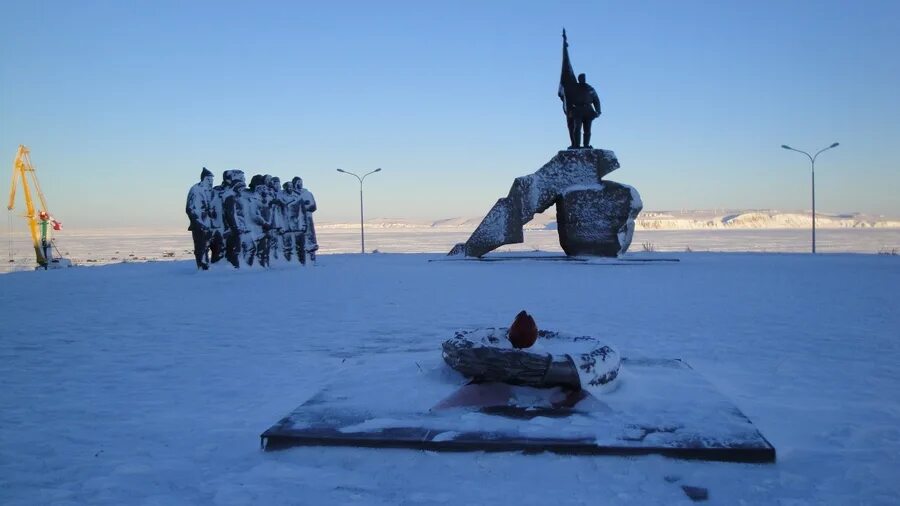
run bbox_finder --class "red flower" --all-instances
[507,310,538,349]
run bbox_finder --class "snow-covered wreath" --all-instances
[442,328,621,392]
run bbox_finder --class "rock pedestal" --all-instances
[449,148,641,257]
[556,182,642,256]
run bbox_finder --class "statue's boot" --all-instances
[583,132,592,149]
[569,130,581,149]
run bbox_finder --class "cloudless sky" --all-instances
[2,0,898,229]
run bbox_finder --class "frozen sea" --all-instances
[2,227,899,274]
[1,240,899,504]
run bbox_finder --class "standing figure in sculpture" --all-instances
[185,168,215,270]
[224,171,259,268]
[247,175,273,267]
[566,73,601,149]
[208,171,231,264]
[267,176,285,263]
[280,180,306,264]
[559,30,602,149]
[294,177,318,262]
[227,170,248,267]
[217,170,243,264]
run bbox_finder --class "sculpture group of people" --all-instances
[186,168,318,269]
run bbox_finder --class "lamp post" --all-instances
[781,142,839,254]
[336,168,382,254]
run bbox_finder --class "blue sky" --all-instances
[2,0,898,228]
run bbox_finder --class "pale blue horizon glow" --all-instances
[2,0,898,229]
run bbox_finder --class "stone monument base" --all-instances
[556,181,641,256]
[261,357,775,463]
[448,148,641,258]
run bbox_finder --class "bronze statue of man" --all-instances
[567,73,601,148]
[559,30,602,149]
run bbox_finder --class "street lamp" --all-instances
[781,142,840,254]
[336,168,382,254]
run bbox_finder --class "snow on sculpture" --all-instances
[448,149,642,257]
[280,181,306,263]
[185,168,215,270]
[191,169,317,269]
[294,177,318,263]
[248,175,273,267]
[209,171,231,264]
[267,176,285,262]
[224,172,257,267]
[556,181,643,256]
[221,170,246,268]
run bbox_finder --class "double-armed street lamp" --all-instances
[336,168,382,254]
[781,142,840,254]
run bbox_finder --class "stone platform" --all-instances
[448,149,641,258]
[261,358,775,463]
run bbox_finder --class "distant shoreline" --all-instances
[9,208,898,237]
[3,228,898,275]
[29,209,898,237]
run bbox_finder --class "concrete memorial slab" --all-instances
[261,356,775,463]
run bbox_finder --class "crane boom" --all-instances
[8,145,55,267]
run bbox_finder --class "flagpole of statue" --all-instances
[559,29,577,147]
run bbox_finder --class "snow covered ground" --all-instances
[1,252,898,504]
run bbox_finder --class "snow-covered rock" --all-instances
[556,182,642,256]
[449,149,628,257]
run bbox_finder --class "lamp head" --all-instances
[781,145,792,150]
[830,142,840,148]
[336,168,345,173]
[374,168,382,172]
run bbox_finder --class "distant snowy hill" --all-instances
[636,210,900,230]
[319,210,900,231]
[318,214,557,231]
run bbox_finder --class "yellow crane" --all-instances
[7,144,70,269]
